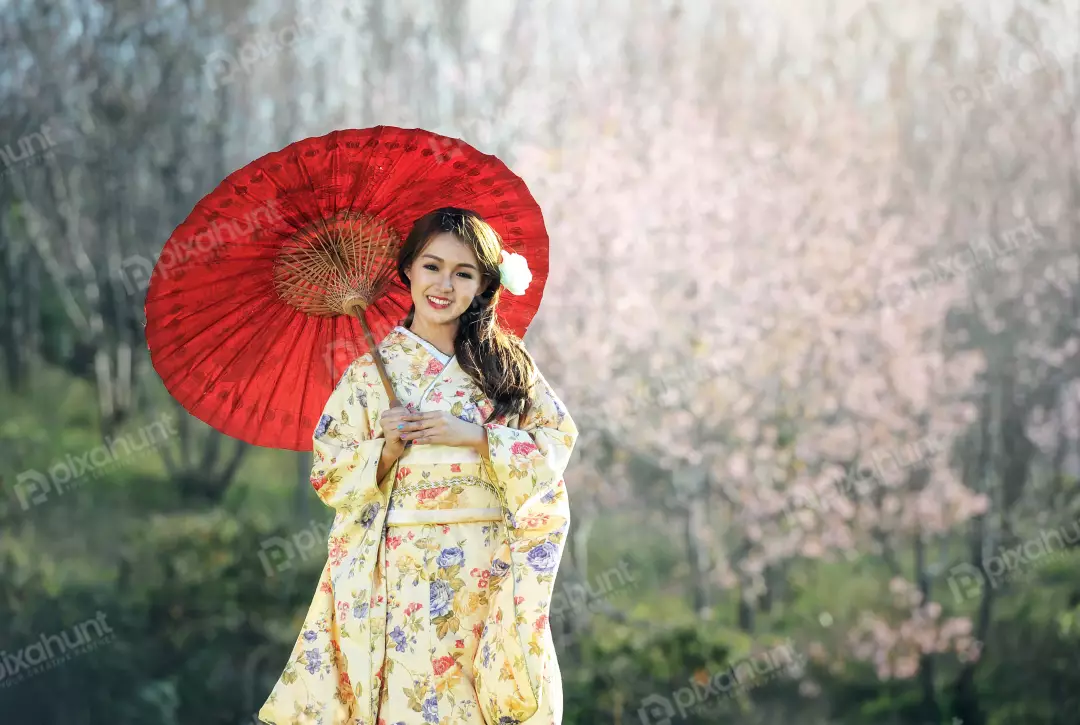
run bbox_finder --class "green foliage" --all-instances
[0,505,328,724]
[4,374,1080,724]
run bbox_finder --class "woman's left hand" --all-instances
[399,411,485,449]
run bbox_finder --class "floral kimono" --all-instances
[259,325,578,725]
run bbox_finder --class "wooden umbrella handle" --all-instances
[354,310,400,409]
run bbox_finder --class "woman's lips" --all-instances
[426,295,451,309]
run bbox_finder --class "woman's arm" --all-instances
[472,424,490,458]
[377,443,399,482]
[310,356,389,511]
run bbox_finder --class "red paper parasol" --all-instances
[144,126,549,451]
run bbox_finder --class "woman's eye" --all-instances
[423,264,438,271]
[457,272,473,279]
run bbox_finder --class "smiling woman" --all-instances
[259,207,579,725]
[396,208,540,426]
[404,232,484,351]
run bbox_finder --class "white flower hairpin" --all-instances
[499,250,532,295]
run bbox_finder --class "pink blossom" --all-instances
[511,441,538,456]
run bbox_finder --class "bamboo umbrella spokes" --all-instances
[274,211,404,406]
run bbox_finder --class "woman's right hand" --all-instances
[379,406,410,459]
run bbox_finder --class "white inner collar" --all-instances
[395,325,452,364]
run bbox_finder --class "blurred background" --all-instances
[2,0,1080,723]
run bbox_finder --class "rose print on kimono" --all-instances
[511,440,540,459]
[436,546,466,570]
[431,548,469,638]
[429,578,459,639]
[314,413,333,438]
[422,693,439,723]
[310,466,342,495]
[423,358,444,377]
[522,541,561,581]
[517,513,551,530]
[415,484,467,510]
[359,500,381,528]
[327,534,350,566]
[489,558,510,581]
[485,427,544,480]
[429,579,454,619]
[432,661,472,718]
[433,655,456,676]
[335,670,353,706]
[416,486,449,502]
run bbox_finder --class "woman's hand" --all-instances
[400,411,486,451]
[378,406,410,459]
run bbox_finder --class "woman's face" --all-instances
[406,232,486,327]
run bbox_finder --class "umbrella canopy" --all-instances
[145,126,549,451]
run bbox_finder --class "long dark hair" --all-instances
[397,207,536,424]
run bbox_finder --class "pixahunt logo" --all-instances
[14,412,177,511]
[947,517,1080,603]
[636,639,805,724]
[0,612,115,688]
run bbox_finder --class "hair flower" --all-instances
[499,250,532,295]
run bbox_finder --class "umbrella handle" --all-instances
[353,310,401,409]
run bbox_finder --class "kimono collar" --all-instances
[394,325,453,364]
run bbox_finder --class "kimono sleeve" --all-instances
[259,354,393,725]
[308,354,389,512]
[473,369,578,724]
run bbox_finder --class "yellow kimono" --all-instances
[259,325,578,725]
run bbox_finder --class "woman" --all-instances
[259,208,578,725]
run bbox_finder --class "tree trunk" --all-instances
[737,588,754,633]
[950,386,995,725]
[675,465,711,619]
[0,212,25,389]
[914,530,941,724]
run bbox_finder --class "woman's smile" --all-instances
[426,295,452,310]
[407,232,485,336]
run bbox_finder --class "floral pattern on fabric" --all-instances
[259,327,578,725]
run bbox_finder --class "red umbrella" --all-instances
[144,126,549,451]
